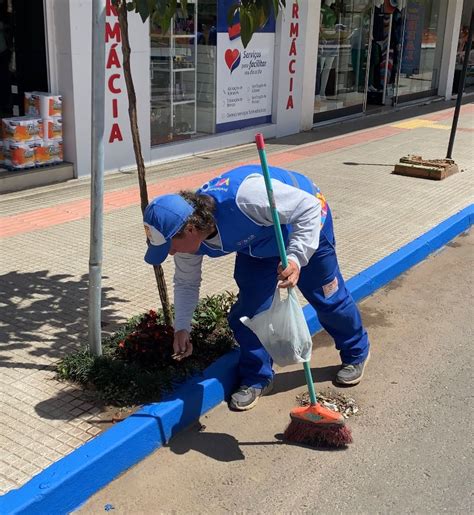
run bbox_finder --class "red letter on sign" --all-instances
[106,22,121,43]
[112,98,119,118]
[106,0,118,17]
[289,22,299,38]
[286,95,294,110]
[109,123,123,143]
[108,74,122,93]
[292,2,299,18]
[289,38,297,57]
[289,59,296,74]
[106,44,121,69]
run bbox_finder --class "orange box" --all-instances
[46,96,63,117]
[35,140,63,165]
[40,117,62,141]
[24,92,41,116]
[9,142,36,169]
[2,117,41,142]
[25,92,62,117]
[3,143,12,167]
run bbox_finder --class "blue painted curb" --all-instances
[1,204,472,515]
[303,204,473,333]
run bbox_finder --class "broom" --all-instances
[255,133,353,448]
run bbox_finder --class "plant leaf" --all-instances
[240,7,254,48]
[227,2,239,27]
[147,0,156,14]
[136,0,151,22]
[261,0,272,21]
[272,0,279,15]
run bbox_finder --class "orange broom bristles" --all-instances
[284,403,353,448]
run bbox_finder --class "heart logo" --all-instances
[225,49,241,73]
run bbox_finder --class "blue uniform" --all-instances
[195,165,369,388]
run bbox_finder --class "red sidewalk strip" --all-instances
[0,122,429,239]
[423,103,473,122]
[0,169,230,239]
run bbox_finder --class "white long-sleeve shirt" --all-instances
[173,174,322,331]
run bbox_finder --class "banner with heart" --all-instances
[225,48,241,74]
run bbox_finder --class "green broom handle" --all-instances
[255,135,288,270]
[255,133,318,406]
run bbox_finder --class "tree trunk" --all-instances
[117,2,173,326]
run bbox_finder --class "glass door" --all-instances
[314,0,373,123]
[394,0,448,104]
[366,0,405,107]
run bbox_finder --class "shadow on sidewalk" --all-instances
[343,162,394,167]
[0,270,127,365]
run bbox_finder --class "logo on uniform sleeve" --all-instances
[215,178,230,187]
[200,177,230,192]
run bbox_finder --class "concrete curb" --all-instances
[1,204,472,515]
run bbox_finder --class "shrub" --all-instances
[56,291,237,406]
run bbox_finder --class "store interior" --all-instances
[314,0,455,122]
[150,0,218,146]
[0,0,50,175]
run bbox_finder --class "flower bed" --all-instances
[56,292,237,406]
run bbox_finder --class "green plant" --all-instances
[192,291,237,334]
[56,292,237,406]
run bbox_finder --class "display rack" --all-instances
[150,1,197,144]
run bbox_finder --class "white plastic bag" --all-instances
[240,288,313,367]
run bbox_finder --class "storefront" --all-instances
[101,0,281,178]
[314,0,452,123]
[149,0,275,146]
[0,0,468,190]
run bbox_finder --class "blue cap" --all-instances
[143,194,194,265]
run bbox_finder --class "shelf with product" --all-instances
[150,2,198,145]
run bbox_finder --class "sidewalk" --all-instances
[1,100,473,496]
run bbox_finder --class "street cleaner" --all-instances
[143,165,370,411]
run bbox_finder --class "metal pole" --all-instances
[447,10,473,159]
[88,0,106,356]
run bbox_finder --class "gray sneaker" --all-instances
[336,353,370,385]
[229,381,273,411]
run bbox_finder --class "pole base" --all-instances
[393,155,459,181]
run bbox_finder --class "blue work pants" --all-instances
[227,209,370,388]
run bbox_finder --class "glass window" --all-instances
[397,0,448,98]
[452,2,474,94]
[150,1,217,146]
[315,0,372,117]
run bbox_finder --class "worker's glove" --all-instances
[172,329,193,361]
[277,258,300,288]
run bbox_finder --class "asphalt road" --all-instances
[79,230,473,514]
